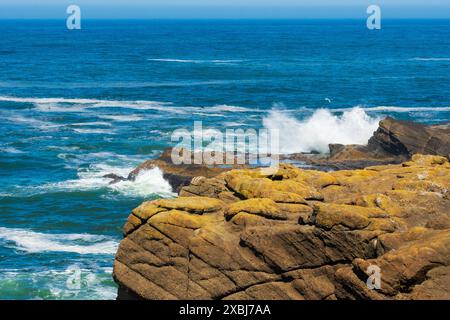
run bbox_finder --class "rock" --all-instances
[328,144,346,158]
[224,198,286,221]
[368,117,450,158]
[312,204,375,230]
[103,173,127,184]
[153,197,224,214]
[114,154,450,300]
[286,118,449,170]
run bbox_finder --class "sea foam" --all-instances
[0,96,255,115]
[37,164,175,198]
[262,107,380,154]
[334,106,450,112]
[0,227,118,255]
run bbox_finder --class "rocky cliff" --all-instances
[113,154,450,300]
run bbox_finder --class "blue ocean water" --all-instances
[0,19,449,299]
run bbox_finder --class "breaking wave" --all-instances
[263,107,380,154]
[35,165,175,198]
[0,227,118,255]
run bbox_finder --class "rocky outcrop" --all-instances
[113,154,450,300]
[104,118,449,191]
[129,148,233,193]
[368,117,450,157]
[287,117,449,170]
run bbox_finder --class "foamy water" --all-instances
[0,227,119,255]
[263,107,380,154]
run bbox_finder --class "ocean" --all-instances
[0,19,449,299]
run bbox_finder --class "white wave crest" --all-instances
[72,128,116,135]
[0,147,25,154]
[0,96,171,112]
[263,107,380,154]
[0,227,118,254]
[108,167,175,197]
[334,106,450,113]
[0,96,255,115]
[148,58,243,64]
[70,122,112,127]
[38,165,175,198]
[98,114,144,122]
[410,57,450,61]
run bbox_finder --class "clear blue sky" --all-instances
[0,0,449,19]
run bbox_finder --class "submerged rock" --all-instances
[103,173,127,184]
[113,154,450,300]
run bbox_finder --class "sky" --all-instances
[0,0,449,19]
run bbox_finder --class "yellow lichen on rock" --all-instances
[153,196,224,214]
[224,198,286,220]
[353,194,402,216]
[132,202,167,221]
[407,154,448,166]
[224,171,322,202]
[313,203,381,230]
[115,154,450,300]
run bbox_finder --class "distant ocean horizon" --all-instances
[0,19,449,299]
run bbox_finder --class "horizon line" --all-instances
[1,17,450,21]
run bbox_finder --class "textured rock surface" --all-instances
[368,117,450,158]
[113,154,450,300]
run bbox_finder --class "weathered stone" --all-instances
[224,198,286,220]
[153,197,224,214]
[114,154,450,300]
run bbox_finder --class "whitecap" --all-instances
[72,128,116,135]
[147,58,244,64]
[209,104,255,112]
[0,96,257,116]
[410,57,450,61]
[350,106,450,113]
[5,115,61,130]
[69,122,112,127]
[0,147,25,154]
[98,114,144,122]
[0,227,118,255]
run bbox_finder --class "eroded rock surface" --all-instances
[113,154,450,300]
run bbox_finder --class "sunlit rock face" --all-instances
[113,154,450,300]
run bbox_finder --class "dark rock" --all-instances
[368,117,450,157]
[103,173,127,184]
[328,144,345,158]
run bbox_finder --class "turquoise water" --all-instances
[0,19,449,299]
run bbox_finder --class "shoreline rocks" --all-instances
[105,117,449,192]
[113,154,450,300]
